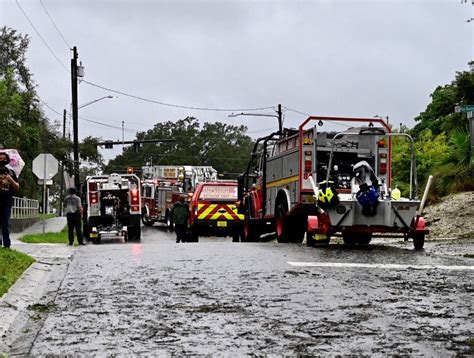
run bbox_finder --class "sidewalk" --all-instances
[1,217,76,355]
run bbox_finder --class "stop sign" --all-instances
[32,153,59,180]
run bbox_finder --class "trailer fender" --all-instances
[307,213,330,234]
[307,215,319,232]
[412,216,429,234]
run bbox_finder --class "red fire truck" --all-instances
[238,116,430,249]
[189,181,244,242]
[141,165,217,227]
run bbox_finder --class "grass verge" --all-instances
[19,226,69,245]
[0,248,35,297]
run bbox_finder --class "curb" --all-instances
[0,247,73,355]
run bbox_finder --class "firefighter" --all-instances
[171,194,189,243]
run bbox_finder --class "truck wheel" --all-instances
[166,210,173,230]
[413,234,425,250]
[190,227,199,242]
[141,208,154,226]
[243,215,259,242]
[124,231,128,243]
[231,226,242,242]
[275,202,289,243]
[83,224,91,242]
[129,226,141,242]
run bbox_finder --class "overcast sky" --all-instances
[1,0,473,162]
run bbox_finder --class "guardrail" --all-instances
[11,196,39,219]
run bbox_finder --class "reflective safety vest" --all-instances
[317,181,340,209]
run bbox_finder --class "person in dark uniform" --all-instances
[63,187,84,246]
[0,152,19,249]
[171,195,189,243]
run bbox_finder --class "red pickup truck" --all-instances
[188,182,244,242]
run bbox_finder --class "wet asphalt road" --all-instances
[20,226,474,356]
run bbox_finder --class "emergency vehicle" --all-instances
[83,173,141,243]
[141,165,217,227]
[189,181,244,242]
[238,116,430,250]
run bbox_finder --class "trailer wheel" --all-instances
[342,232,356,245]
[356,234,372,245]
[275,202,290,243]
[413,234,425,250]
[289,217,306,244]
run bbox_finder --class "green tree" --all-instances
[434,129,473,195]
[106,117,253,178]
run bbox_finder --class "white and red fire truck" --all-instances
[141,165,217,227]
[83,173,142,244]
[238,116,430,249]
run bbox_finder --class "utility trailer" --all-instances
[83,173,142,244]
[238,116,430,249]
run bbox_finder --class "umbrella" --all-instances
[0,149,25,177]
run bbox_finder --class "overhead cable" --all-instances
[39,0,71,49]
[82,80,275,112]
[15,0,69,72]
[283,106,351,128]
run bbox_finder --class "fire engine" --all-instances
[189,181,244,242]
[238,116,430,250]
[141,165,217,227]
[83,173,142,244]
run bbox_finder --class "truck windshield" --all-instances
[199,185,237,201]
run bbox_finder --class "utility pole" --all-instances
[122,121,125,150]
[277,104,282,134]
[71,46,80,190]
[59,109,67,216]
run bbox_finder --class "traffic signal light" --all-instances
[127,167,134,174]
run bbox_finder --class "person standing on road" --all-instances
[171,195,189,243]
[0,152,19,249]
[63,187,84,246]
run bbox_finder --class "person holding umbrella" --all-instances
[0,152,20,249]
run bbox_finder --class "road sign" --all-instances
[460,105,474,113]
[37,179,53,186]
[32,153,59,180]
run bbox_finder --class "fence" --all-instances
[11,196,39,219]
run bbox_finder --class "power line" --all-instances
[39,0,71,49]
[283,106,352,128]
[82,80,276,112]
[15,0,69,73]
[40,100,139,133]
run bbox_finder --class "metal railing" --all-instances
[11,197,39,219]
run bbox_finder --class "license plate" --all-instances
[217,221,227,227]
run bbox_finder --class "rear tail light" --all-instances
[89,192,98,204]
[131,188,139,204]
[304,160,312,173]
[88,182,97,191]
[379,162,387,175]
[377,139,386,148]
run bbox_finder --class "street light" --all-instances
[78,95,118,109]
[228,104,283,134]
